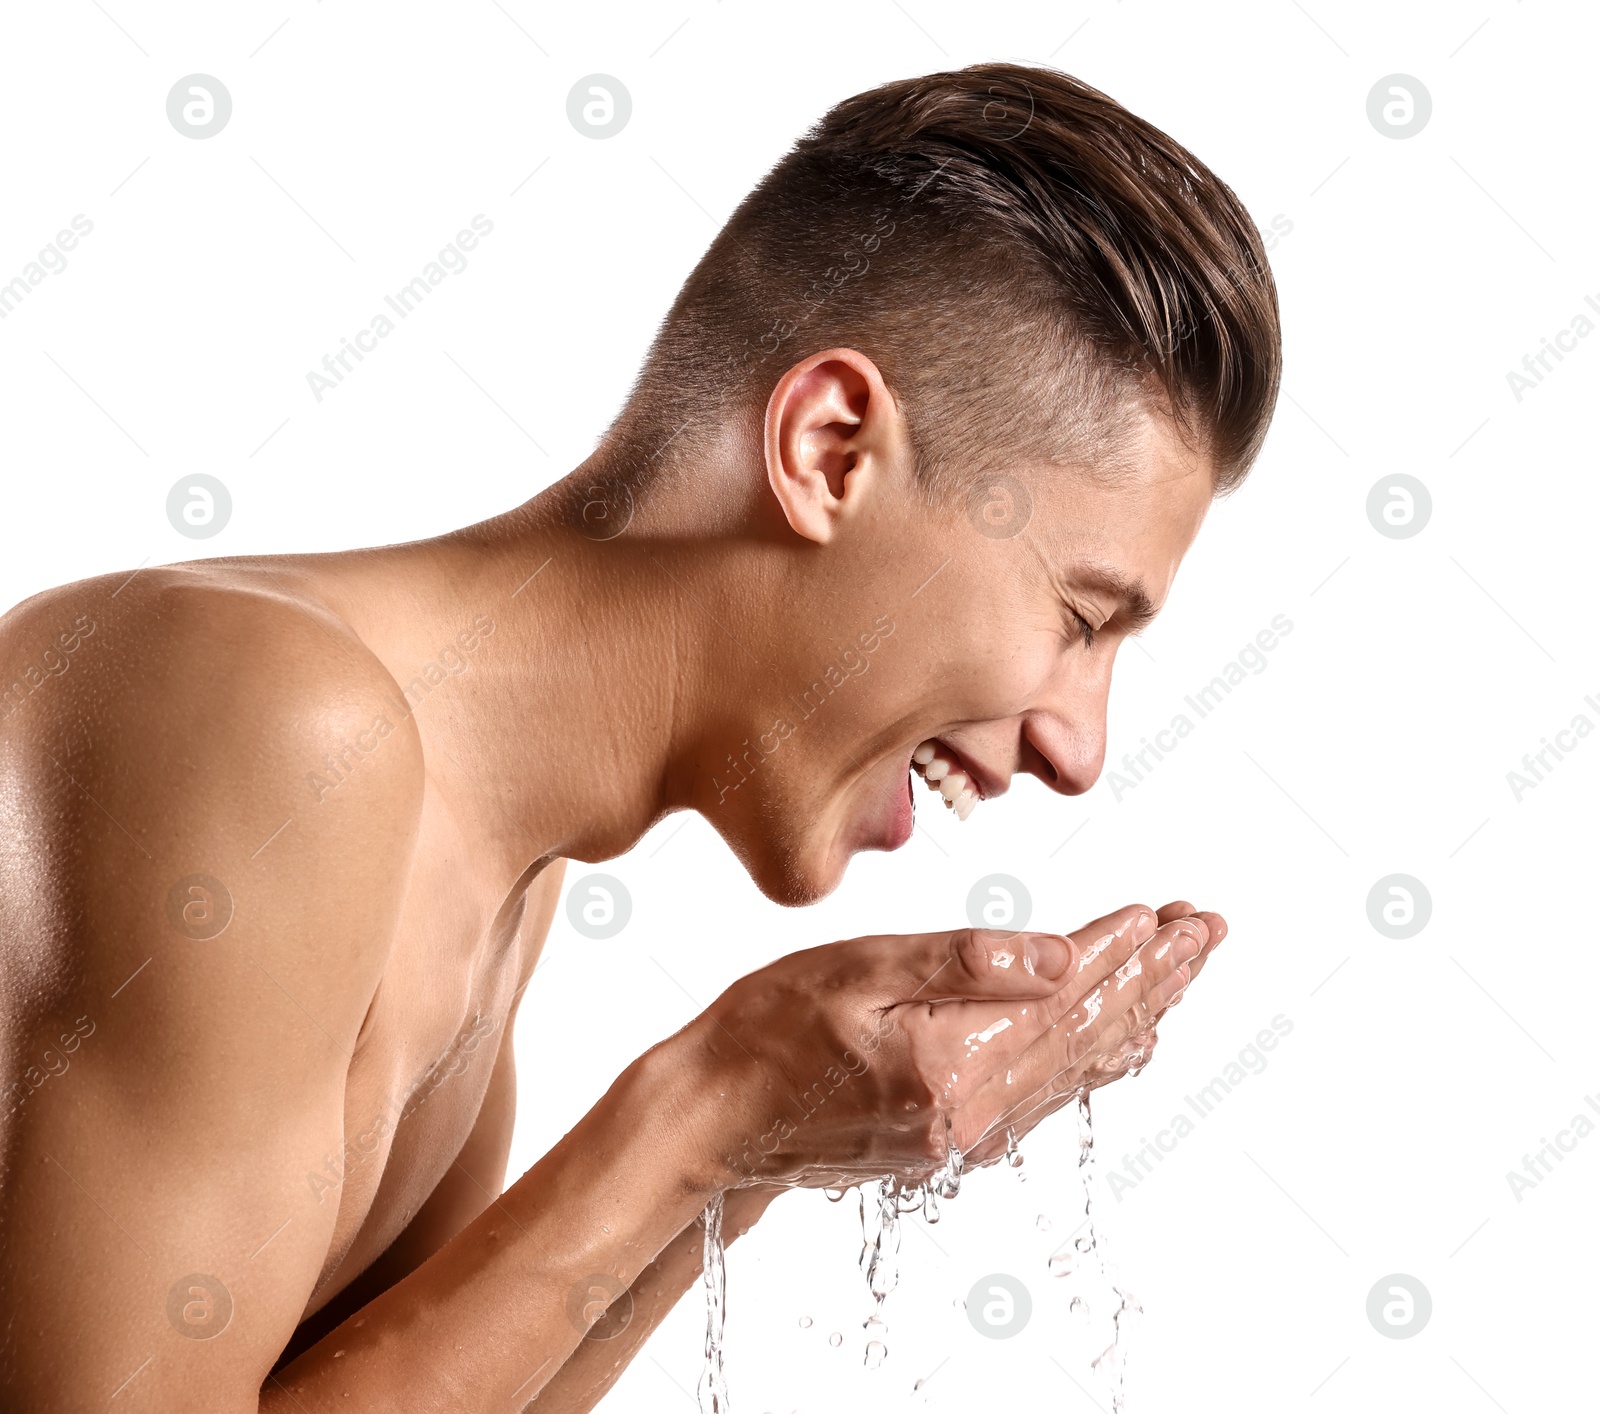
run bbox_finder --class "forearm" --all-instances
[525,1185,782,1413]
[264,1041,727,1412]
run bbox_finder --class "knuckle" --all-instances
[949,927,987,978]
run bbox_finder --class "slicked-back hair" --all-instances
[596,63,1281,502]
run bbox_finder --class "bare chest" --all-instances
[305,807,558,1308]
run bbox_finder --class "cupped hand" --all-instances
[958,899,1226,1169]
[685,900,1222,1193]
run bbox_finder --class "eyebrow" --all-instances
[1067,562,1159,635]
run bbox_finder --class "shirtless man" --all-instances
[0,63,1278,1411]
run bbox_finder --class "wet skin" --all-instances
[0,346,1225,1411]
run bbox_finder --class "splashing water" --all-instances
[699,1133,975,1398]
[698,1194,730,1414]
[919,1139,965,1225]
[934,1142,965,1200]
[857,1174,902,1367]
[1051,1094,1142,1412]
[847,1135,967,1369]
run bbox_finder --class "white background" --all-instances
[3,1,1596,1409]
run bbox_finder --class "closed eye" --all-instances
[1061,603,1096,650]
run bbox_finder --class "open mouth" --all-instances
[910,739,982,822]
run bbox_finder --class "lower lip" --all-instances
[853,763,916,855]
[887,766,915,848]
[839,759,918,859]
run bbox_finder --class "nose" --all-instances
[1019,659,1113,796]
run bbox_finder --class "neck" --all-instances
[305,472,750,881]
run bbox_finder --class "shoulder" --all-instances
[1,564,422,791]
[0,567,424,1022]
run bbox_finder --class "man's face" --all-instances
[704,406,1217,905]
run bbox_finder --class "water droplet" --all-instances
[1036,1214,1052,1231]
[864,1340,887,1369]
[823,1186,847,1203]
[798,1315,812,1329]
[934,1142,965,1200]
[828,1331,843,1348]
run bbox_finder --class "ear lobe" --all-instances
[764,348,902,545]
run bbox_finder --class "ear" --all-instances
[763,347,911,545]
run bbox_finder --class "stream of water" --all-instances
[698,1099,1138,1409]
[697,1191,730,1414]
[1047,1093,1141,1411]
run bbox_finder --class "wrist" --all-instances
[628,1017,756,1199]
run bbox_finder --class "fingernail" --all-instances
[1174,926,1203,963]
[1027,934,1070,980]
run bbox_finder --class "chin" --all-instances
[742,835,848,908]
[708,810,852,908]
[707,765,910,907]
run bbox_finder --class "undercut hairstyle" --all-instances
[595,62,1281,502]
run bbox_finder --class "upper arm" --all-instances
[0,578,423,1410]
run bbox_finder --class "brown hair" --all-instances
[598,63,1281,499]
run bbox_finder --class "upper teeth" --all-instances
[912,741,978,821]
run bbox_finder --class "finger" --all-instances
[1119,914,1215,1032]
[1061,972,1182,1091]
[884,909,1170,1113]
[976,974,1184,1148]
[873,904,1159,1006]
[1182,911,1226,987]
[1096,912,1218,1048]
[1029,924,1195,1076]
[957,922,1199,1130]
[1145,907,1224,1000]
[977,969,1190,1157]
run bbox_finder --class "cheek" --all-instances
[981,653,1058,711]
[940,622,1061,712]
